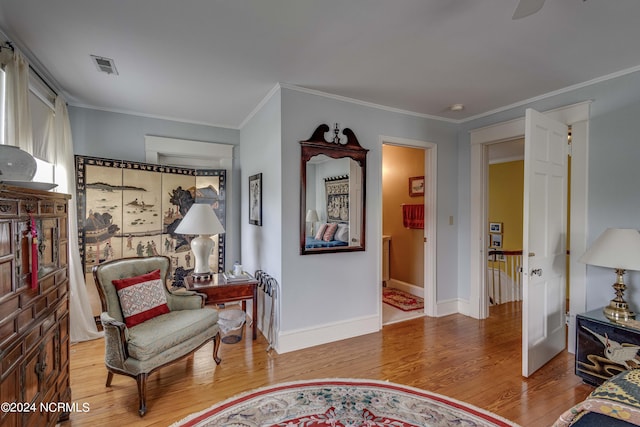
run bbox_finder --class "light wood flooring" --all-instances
[63,302,593,426]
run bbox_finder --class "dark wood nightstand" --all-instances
[185,273,259,340]
[576,308,640,386]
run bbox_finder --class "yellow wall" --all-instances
[488,160,524,251]
[382,145,424,287]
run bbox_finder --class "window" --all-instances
[0,65,56,184]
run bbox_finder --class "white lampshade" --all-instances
[174,203,225,277]
[175,203,225,236]
[306,209,319,223]
[580,228,640,271]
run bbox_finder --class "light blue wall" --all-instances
[239,90,283,282]
[587,94,640,311]
[68,69,640,350]
[69,106,238,162]
[456,70,640,312]
[279,88,458,336]
[68,106,242,266]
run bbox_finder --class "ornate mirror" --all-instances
[300,124,369,255]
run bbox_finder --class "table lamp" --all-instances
[175,203,225,281]
[306,209,319,235]
[579,228,640,321]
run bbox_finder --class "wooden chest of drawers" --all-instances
[0,185,71,427]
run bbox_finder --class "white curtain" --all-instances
[4,50,33,152]
[31,90,56,163]
[55,96,103,343]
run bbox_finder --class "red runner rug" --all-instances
[171,378,519,427]
[383,287,424,311]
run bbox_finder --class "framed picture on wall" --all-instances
[249,173,262,226]
[409,176,425,197]
[490,233,502,248]
[489,222,503,233]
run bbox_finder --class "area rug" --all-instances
[383,288,424,311]
[171,378,519,427]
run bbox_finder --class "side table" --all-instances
[185,273,259,340]
[576,308,640,386]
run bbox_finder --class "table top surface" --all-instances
[185,272,257,289]
[578,307,640,332]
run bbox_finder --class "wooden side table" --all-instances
[185,273,259,340]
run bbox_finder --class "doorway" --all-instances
[486,139,525,313]
[468,102,590,357]
[380,137,437,325]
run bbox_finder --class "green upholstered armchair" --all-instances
[92,256,221,416]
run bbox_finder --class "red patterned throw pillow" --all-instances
[323,223,338,241]
[112,269,170,328]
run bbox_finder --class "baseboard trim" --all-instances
[387,278,423,297]
[436,299,461,317]
[276,314,379,354]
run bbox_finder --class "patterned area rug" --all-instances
[383,287,424,311]
[171,378,519,427]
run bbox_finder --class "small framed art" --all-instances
[409,176,425,197]
[490,233,502,248]
[489,222,502,233]
[249,173,262,226]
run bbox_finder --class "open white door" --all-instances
[522,108,568,377]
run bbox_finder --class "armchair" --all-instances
[92,256,221,416]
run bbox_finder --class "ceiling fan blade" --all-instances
[512,0,546,19]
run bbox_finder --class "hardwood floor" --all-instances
[63,302,593,426]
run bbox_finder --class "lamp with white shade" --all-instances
[174,203,225,281]
[579,228,640,321]
[306,209,319,236]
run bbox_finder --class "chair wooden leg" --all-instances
[213,332,222,365]
[106,371,114,387]
[136,373,148,417]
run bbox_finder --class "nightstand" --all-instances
[576,308,640,386]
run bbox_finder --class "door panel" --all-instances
[522,108,568,377]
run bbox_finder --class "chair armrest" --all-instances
[100,312,130,365]
[166,290,206,310]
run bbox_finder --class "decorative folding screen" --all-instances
[75,155,226,290]
[325,175,349,223]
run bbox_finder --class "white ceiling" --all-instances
[1,0,640,129]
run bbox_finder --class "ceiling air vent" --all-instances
[90,55,118,75]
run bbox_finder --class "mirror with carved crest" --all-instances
[300,124,368,255]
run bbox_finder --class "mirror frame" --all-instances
[300,124,369,255]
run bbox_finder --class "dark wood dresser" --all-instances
[0,185,71,427]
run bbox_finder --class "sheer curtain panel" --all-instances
[55,96,103,343]
[4,50,33,153]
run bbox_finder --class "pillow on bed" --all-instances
[315,223,327,240]
[334,223,349,242]
[323,223,338,241]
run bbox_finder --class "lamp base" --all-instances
[604,300,635,321]
[191,272,214,282]
[603,268,636,321]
